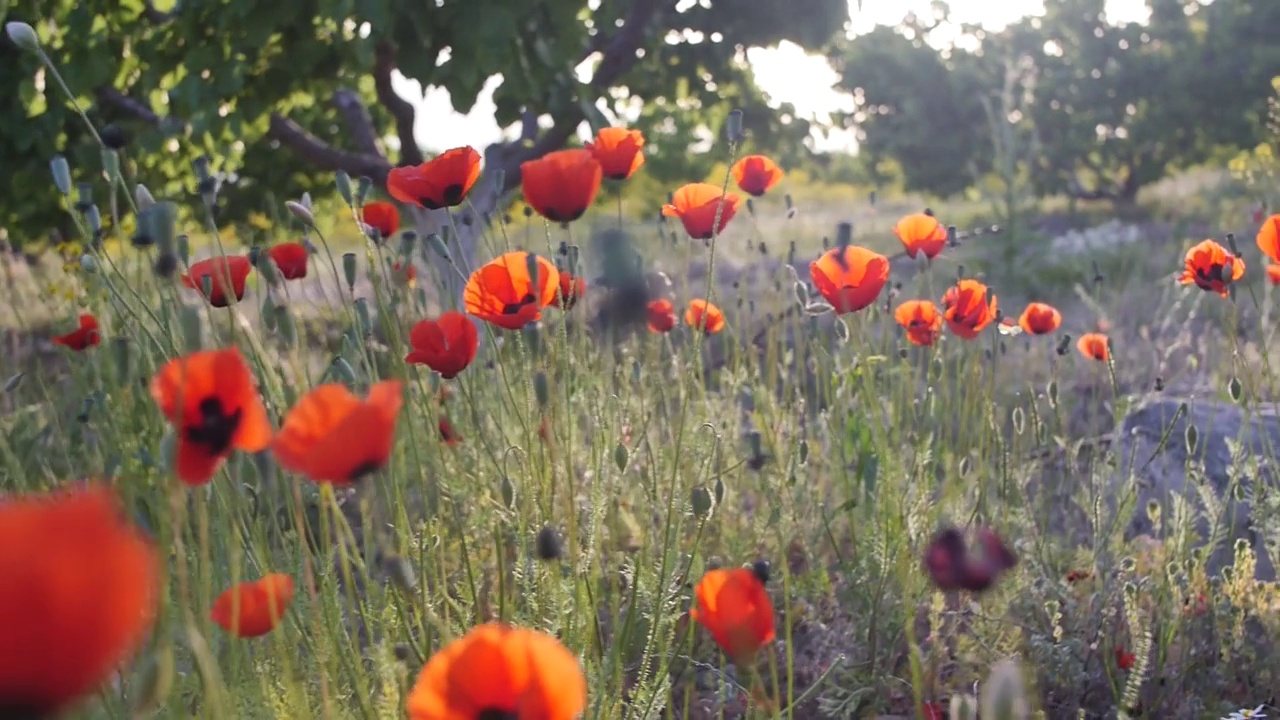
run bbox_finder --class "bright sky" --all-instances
[393,0,1151,154]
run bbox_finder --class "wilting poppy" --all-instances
[1018,302,1061,335]
[52,313,100,351]
[210,573,294,638]
[392,260,417,288]
[387,147,482,210]
[893,212,948,260]
[272,380,404,485]
[1077,333,1109,362]
[406,623,586,720]
[731,155,784,197]
[1115,647,1136,671]
[894,300,942,347]
[556,270,587,310]
[150,348,273,486]
[266,242,308,280]
[1178,238,1245,297]
[923,526,1017,593]
[0,484,159,717]
[941,279,998,339]
[362,201,401,239]
[810,245,890,314]
[1268,264,1280,285]
[438,417,462,447]
[691,567,776,664]
[182,255,253,308]
[521,149,603,223]
[647,299,676,333]
[587,127,646,181]
[685,299,726,335]
[1257,213,1280,263]
[405,311,478,379]
[463,251,560,330]
[662,183,742,240]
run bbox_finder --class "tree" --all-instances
[1,0,848,250]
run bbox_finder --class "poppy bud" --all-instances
[745,198,755,216]
[276,306,298,349]
[1046,380,1058,408]
[535,525,562,561]
[1185,423,1198,454]
[393,642,414,663]
[690,486,713,518]
[135,183,156,211]
[1011,407,1024,435]
[286,200,315,228]
[399,231,417,257]
[613,443,628,472]
[751,560,770,584]
[153,252,178,278]
[342,252,357,290]
[176,232,190,265]
[959,456,972,477]
[101,148,122,185]
[330,356,357,384]
[49,156,72,196]
[425,233,450,260]
[355,175,373,206]
[354,298,372,337]
[79,253,98,274]
[3,373,23,393]
[533,371,550,408]
[383,554,418,594]
[180,305,203,352]
[490,169,505,194]
[714,477,726,505]
[500,475,515,508]
[1229,376,1243,403]
[5,21,41,52]
[725,109,744,144]
[335,171,354,205]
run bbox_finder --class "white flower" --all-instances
[1222,705,1268,720]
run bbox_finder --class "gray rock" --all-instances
[1116,398,1278,580]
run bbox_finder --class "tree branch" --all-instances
[374,43,424,166]
[332,88,383,157]
[266,114,392,181]
[94,87,162,126]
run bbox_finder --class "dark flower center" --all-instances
[185,397,242,456]
[347,459,382,482]
[501,292,538,316]
[0,702,48,720]
[1195,263,1226,285]
[542,207,585,223]
[476,709,518,720]
[442,184,465,206]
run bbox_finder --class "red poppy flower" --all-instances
[662,183,742,239]
[0,484,159,718]
[1018,302,1062,335]
[1115,646,1136,671]
[150,348,273,486]
[386,147,482,210]
[272,380,404,485]
[266,242,308,280]
[521,149,603,223]
[362,201,401,239]
[405,311,478,379]
[894,300,942,347]
[730,155,784,197]
[210,573,294,638]
[941,280,997,339]
[920,702,945,720]
[1268,264,1280,285]
[691,567,776,664]
[586,127,646,181]
[893,212,949,260]
[406,623,586,720]
[1257,213,1280,263]
[556,270,587,310]
[685,299,726,335]
[1065,569,1092,583]
[52,313,100,351]
[810,245,890,314]
[463,251,560,330]
[1077,333,1109,362]
[438,417,461,447]
[647,299,676,334]
[923,526,1017,593]
[1178,238,1245,297]
[182,255,253,308]
[393,260,417,288]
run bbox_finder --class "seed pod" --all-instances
[613,443,628,472]
[535,526,562,561]
[690,486,713,518]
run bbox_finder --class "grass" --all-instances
[6,31,1280,720]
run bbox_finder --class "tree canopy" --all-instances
[1,0,848,245]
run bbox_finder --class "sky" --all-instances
[392,0,1151,154]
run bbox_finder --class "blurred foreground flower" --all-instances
[1256,213,1280,263]
[923,526,1017,593]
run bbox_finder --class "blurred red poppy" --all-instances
[556,270,587,310]
[387,147,482,210]
[1115,647,1136,671]
[273,380,404,484]
[893,213,948,259]
[211,573,294,638]
[438,417,461,447]
[923,526,1017,593]
[730,155,783,197]
[810,245,890,314]
[1268,264,1280,285]
[150,348,273,485]
[685,299,726,334]
[941,279,997,339]
[464,251,560,330]
[662,183,742,239]
[587,127,646,181]
[691,567,775,665]
[1018,302,1062,335]
[1077,333,1109,362]
[1257,213,1280,263]
[894,300,942,347]
[521,149,602,223]
[406,311,478,379]
[362,201,401,239]
[182,255,252,308]
[52,313,100,351]
[647,299,676,333]
[266,242,308,280]
[1179,238,1245,297]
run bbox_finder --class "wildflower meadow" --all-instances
[3,6,1280,720]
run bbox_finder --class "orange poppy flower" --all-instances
[586,127,646,181]
[1268,264,1280,285]
[1257,213,1280,263]
[272,380,404,484]
[662,183,742,239]
[1178,238,1245,297]
[893,212,948,260]
[266,242,308,280]
[438,417,462,447]
[362,201,401,239]
[1077,333,1109,362]
[387,147,482,210]
[393,260,418,288]
[894,300,943,347]
[0,484,159,717]
[809,245,890,314]
[521,149,603,223]
[647,299,676,333]
[405,311,478,379]
[463,251,560,330]
[52,313,100,351]
[1018,302,1062,335]
[210,573,294,638]
[685,299,726,334]
[941,280,998,339]
[406,623,586,720]
[556,270,587,310]
[182,255,252,308]
[731,155,784,197]
[150,348,273,486]
[691,567,776,664]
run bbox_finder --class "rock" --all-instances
[1116,398,1277,580]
